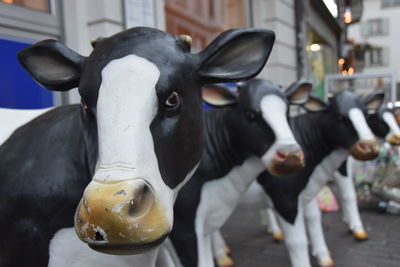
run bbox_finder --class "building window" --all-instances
[361,18,389,37]
[364,46,389,67]
[382,0,400,8]
[0,0,50,13]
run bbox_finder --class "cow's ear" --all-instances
[202,85,238,107]
[302,95,328,112]
[285,81,313,105]
[17,39,85,91]
[197,28,275,83]
[364,90,385,111]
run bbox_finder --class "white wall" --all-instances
[250,0,297,87]
[62,0,165,104]
[62,0,124,103]
[348,0,400,81]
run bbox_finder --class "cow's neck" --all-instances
[292,112,336,167]
[203,108,252,177]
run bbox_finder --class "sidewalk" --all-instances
[222,202,400,267]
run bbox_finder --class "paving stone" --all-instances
[222,202,400,266]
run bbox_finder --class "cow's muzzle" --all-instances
[350,140,379,160]
[74,179,170,255]
[387,133,400,145]
[268,145,305,176]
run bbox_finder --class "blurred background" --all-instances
[0,0,399,108]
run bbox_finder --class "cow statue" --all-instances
[156,79,312,267]
[211,90,384,267]
[250,100,400,266]
[0,27,275,267]
[297,103,400,266]
[331,104,400,240]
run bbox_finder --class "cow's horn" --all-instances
[178,34,192,49]
[91,36,105,48]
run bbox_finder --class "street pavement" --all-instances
[222,202,400,267]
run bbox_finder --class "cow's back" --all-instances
[0,105,91,267]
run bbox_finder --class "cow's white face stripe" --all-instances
[94,54,173,225]
[348,108,375,140]
[259,95,299,166]
[95,54,159,177]
[260,95,296,144]
[383,111,400,137]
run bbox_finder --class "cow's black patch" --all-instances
[0,105,91,266]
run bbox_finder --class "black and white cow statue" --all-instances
[158,79,312,267]
[330,105,400,240]
[211,90,384,267]
[0,27,275,267]
[292,103,400,266]
[255,102,400,267]
[255,91,383,267]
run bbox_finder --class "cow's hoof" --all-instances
[216,255,234,267]
[353,231,368,241]
[224,245,232,255]
[273,232,284,242]
[318,255,334,267]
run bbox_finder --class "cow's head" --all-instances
[366,100,400,145]
[303,90,383,160]
[18,27,275,254]
[203,79,311,176]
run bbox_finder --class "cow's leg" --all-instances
[276,206,312,267]
[212,230,234,267]
[196,231,214,267]
[260,192,284,241]
[198,158,265,267]
[260,207,284,241]
[333,171,367,240]
[304,197,334,267]
[195,210,215,267]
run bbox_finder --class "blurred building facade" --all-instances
[0,0,165,104]
[348,0,400,88]
[0,0,357,106]
[165,0,247,50]
[165,0,355,98]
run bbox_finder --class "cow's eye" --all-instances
[245,110,258,121]
[165,91,180,108]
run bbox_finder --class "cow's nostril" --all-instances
[95,231,105,241]
[276,150,288,161]
[128,183,154,218]
[268,148,305,176]
[351,140,379,160]
[387,134,400,145]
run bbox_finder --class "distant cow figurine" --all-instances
[0,27,275,267]
[332,105,400,240]
[159,79,312,267]
[251,102,400,267]
[211,90,384,267]
[299,103,400,266]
